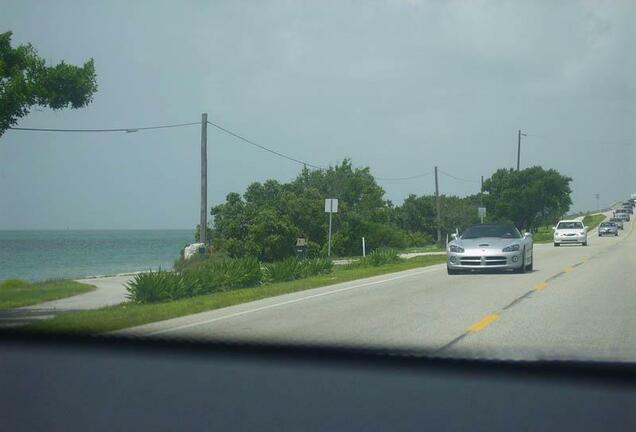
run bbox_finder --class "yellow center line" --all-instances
[534,282,549,290]
[467,313,499,332]
[564,266,574,273]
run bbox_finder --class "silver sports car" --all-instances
[447,224,534,275]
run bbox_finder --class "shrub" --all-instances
[126,270,183,304]
[173,251,230,273]
[130,256,331,304]
[183,257,262,293]
[405,231,435,247]
[303,257,333,277]
[263,257,304,282]
[263,257,333,283]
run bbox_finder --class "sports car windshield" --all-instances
[461,225,522,239]
[557,222,584,229]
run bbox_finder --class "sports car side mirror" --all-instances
[450,233,458,240]
[524,232,532,237]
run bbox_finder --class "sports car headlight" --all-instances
[449,244,464,253]
[502,244,520,252]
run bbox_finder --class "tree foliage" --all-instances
[209,160,430,261]
[202,161,573,261]
[393,193,481,239]
[0,31,97,135]
[482,167,572,230]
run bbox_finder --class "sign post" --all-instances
[478,207,486,224]
[325,198,338,257]
[362,237,366,257]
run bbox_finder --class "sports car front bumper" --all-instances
[447,250,524,270]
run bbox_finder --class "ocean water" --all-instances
[0,230,195,282]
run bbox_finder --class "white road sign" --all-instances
[325,198,339,213]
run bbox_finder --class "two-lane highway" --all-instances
[123,218,636,361]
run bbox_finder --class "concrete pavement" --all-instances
[122,214,635,362]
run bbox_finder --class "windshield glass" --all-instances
[461,225,522,239]
[1,2,634,365]
[557,222,584,229]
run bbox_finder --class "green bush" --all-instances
[173,251,230,273]
[355,249,402,267]
[303,257,333,276]
[126,270,183,304]
[130,256,332,305]
[404,231,434,247]
[263,257,333,283]
[184,257,263,293]
[0,278,29,289]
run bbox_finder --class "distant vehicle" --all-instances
[553,220,588,247]
[598,222,619,237]
[621,205,634,214]
[609,217,624,230]
[446,224,533,275]
[616,212,631,222]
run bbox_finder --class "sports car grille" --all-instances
[459,256,507,266]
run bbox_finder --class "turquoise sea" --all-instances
[0,230,194,282]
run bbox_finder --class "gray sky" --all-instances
[1,0,634,229]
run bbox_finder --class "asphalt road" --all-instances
[123,215,636,361]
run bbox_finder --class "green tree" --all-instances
[482,167,572,231]
[0,31,97,136]
[208,159,428,260]
[394,194,436,234]
[439,195,481,234]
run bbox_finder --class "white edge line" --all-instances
[145,265,444,336]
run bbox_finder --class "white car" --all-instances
[553,220,588,247]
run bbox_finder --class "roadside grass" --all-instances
[0,279,95,309]
[24,254,447,335]
[582,213,606,231]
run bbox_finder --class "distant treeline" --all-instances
[196,160,572,261]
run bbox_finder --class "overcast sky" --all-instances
[1,0,633,229]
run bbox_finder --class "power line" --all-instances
[375,171,433,181]
[206,120,324,170]
[437,168,480,184]
[7,121,200,133]
[8,116,485,185]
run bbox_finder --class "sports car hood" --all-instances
[453,237,519,250]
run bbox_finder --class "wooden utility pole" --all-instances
[516,129,527,171]
[435,166,441,244]
[200,113,208,244]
